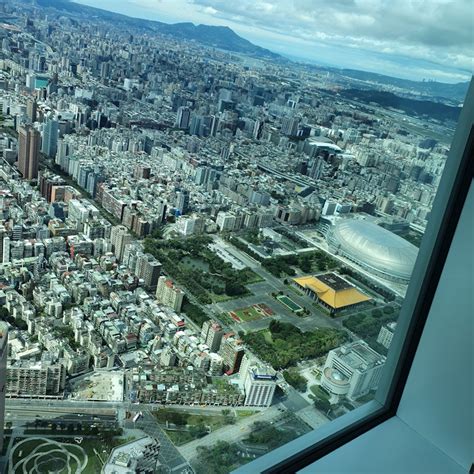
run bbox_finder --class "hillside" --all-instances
[35,0,281,60]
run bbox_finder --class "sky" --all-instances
[74,0,474,83]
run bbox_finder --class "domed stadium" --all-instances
[328,219,418,283]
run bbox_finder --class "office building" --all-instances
[41,117,59,158]
[243,364,277,407]
[321,341,386,400]
[6,360,66,397]
[26,98,37,122]
[281,116,299,137]
[18,125,40,180]
[175,190,190,215]
[176,106,191,129]
[135,253,161,291]
[110,225,133,262]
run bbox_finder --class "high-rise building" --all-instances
[0,226,5,263]
[243,364,277,407]
[110,225,132,262]
[281,116,299,137]
[322,200,338,216]
[18,125,40,180]
[156,276,185,312]
[135,253,161,290]
[201,320,224,352]
[377,322,397,349]
[2,236,10,264]
[41,117,59,158]
[175,190,190,215]
[189,114,202,136]
[133,164,151,179]
[0,323,7,452]
[219,333,245,374]
[26,98,37,122]
[176,106,191,129]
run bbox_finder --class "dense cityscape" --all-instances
[0,0,468,472]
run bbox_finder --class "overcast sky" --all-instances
[74,0,473,83]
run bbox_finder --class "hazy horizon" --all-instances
[72,0,473,84]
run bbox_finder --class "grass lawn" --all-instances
[310,385,331,400]
[243,272,264,284]
[153,409,232,431]
[236,410,258,418]
[11,439,84,473]
[211,293,235,303]
[153,409,237,446]
[187,413,229,429]
[229,304,271,323]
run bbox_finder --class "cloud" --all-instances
[189,0,473,74]
[76,0,473,81]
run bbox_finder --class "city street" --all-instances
[209,236,345,333]
[177,405,283,462]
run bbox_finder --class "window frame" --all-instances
[233,79,474,474]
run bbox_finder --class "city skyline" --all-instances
[74,0,473,83]
[0,0,469,471]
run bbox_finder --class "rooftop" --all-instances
[335,341,385,370]
[293,274,371,309]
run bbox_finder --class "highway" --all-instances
[5,398,263,416]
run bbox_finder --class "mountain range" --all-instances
[335,69,469,104]
[30,0,470,103]
[35,0,281,60]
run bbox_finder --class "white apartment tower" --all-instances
[156,276,184,312]
[377,322,397,349]
[243,364,277,407]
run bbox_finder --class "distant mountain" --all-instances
[337,69,470,103]
[338,88,462,123]
[35,0,281,60]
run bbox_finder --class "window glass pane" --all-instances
[0,1,470,473]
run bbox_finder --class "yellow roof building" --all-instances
[293,273,371,310]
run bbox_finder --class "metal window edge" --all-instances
[376,78,474,408]
[232,400,385,474]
